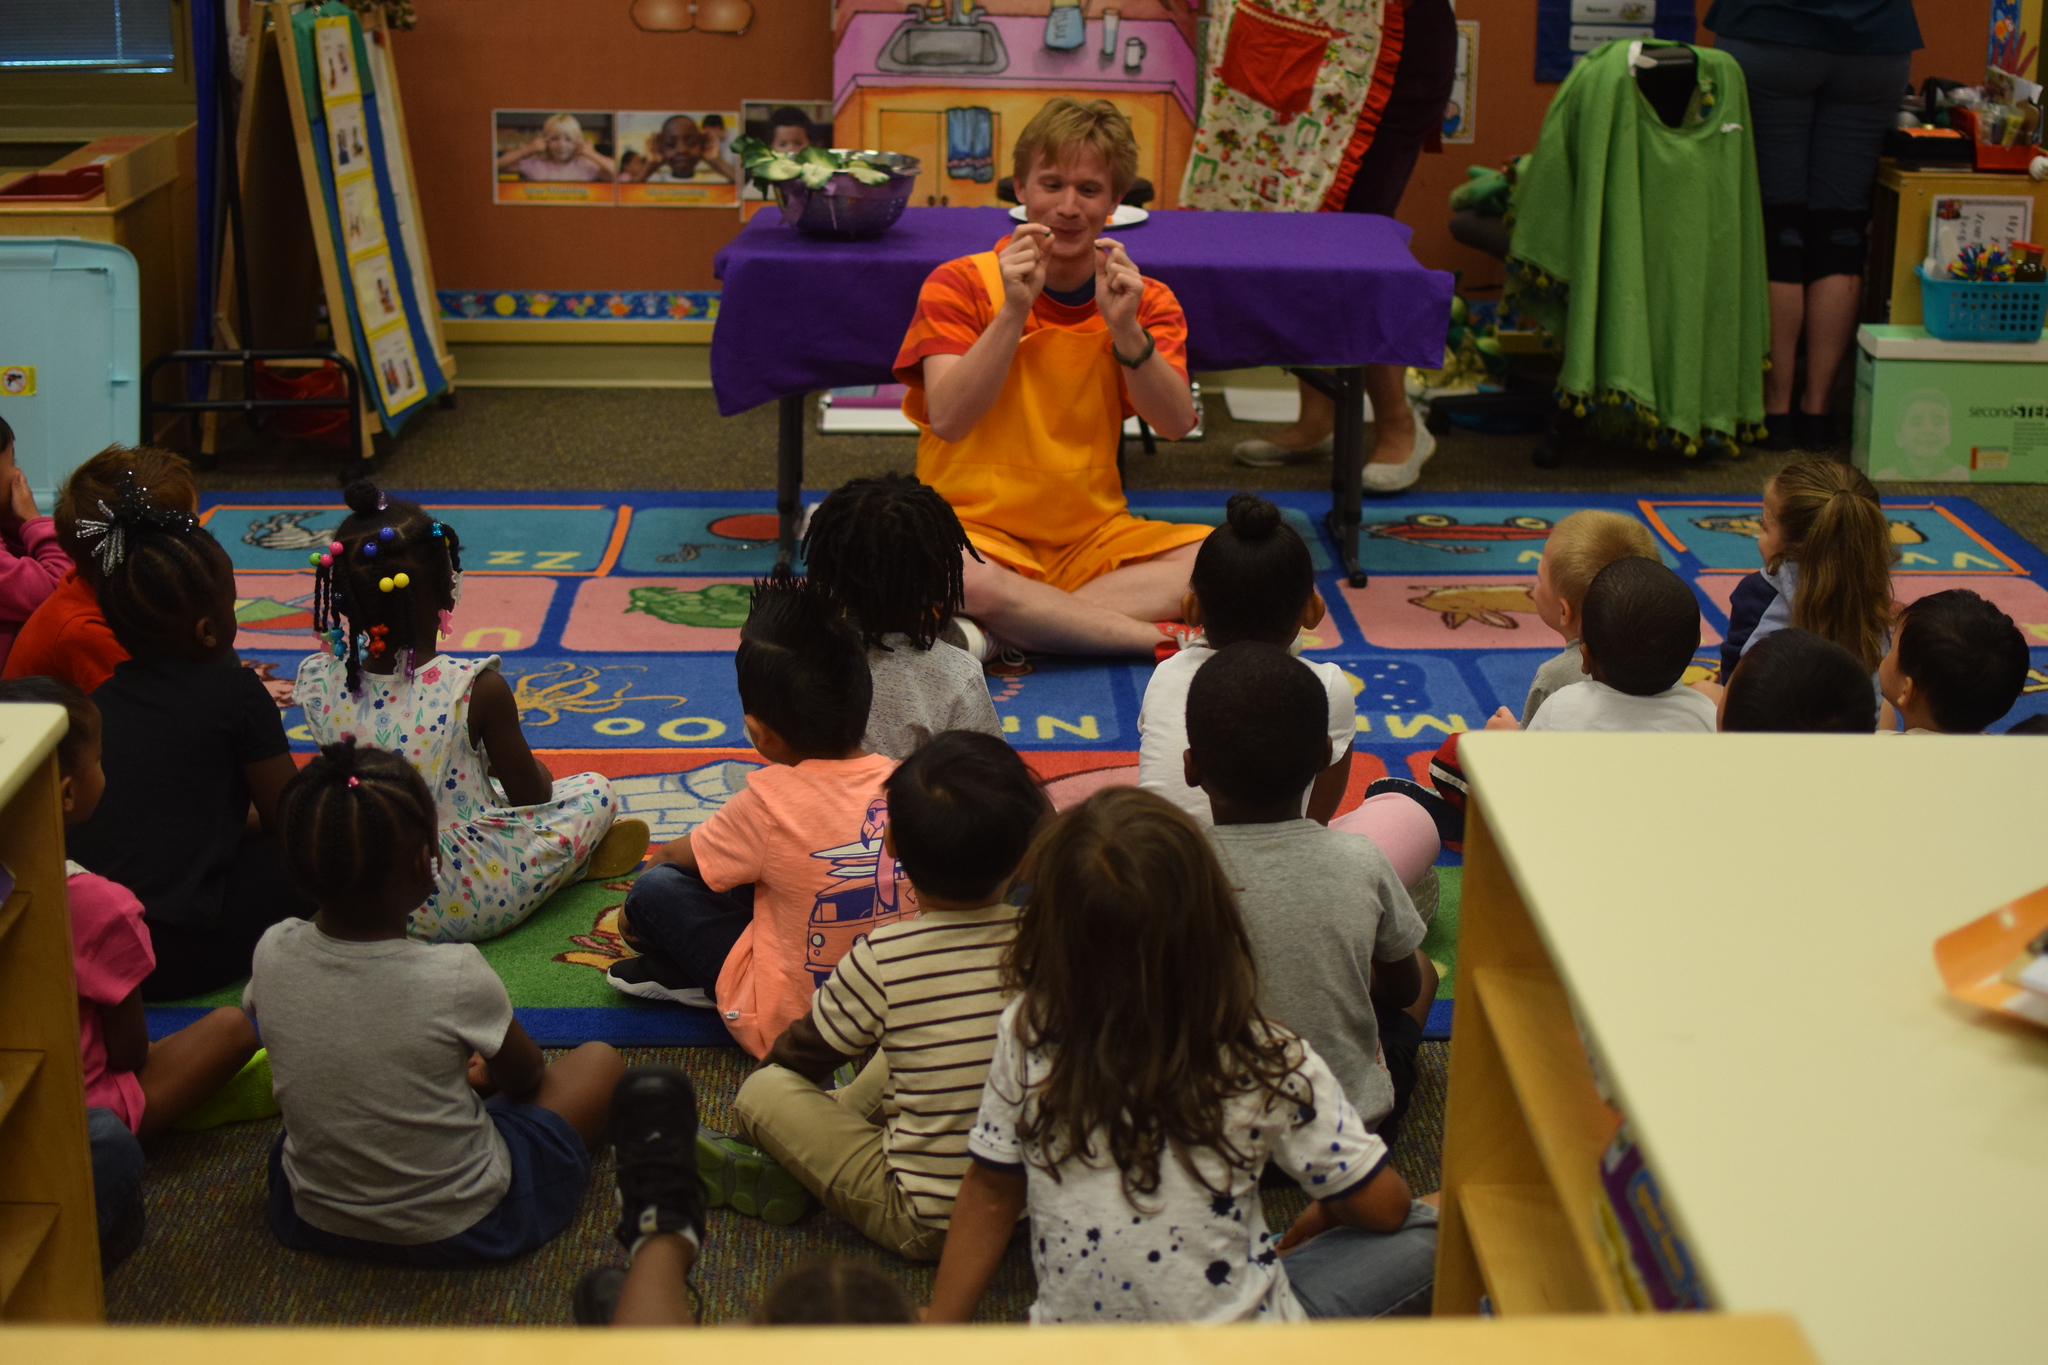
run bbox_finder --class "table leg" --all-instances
[1327,365,1368,589]
[777,393,806,573]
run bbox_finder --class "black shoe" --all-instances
[1795,410,1836,452]
[605,954,715,1009]
[572,1265,626,1326]
[1752,415,1798,452]
[610,1065,708,1253]
[1365,776,1465,846]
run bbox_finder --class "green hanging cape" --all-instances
[1508,40,1769,449]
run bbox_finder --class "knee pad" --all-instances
[1803,207,1869,280]
[1763,203,1806,284]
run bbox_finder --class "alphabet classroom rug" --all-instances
[146,489,2048,1047]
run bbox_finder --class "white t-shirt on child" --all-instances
[1137,645,1356,824]
[1524,679,1717,733]
[245,918,515,1243]
[968,999,1389,1324]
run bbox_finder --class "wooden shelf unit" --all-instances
[1436,799,1626,1317]
[0,705,101,1322]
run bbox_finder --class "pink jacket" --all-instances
[0,517,73,673]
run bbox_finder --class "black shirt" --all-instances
[1704,0,1922,55]
[69,657,290,930]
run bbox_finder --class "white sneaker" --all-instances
[1361,420,1437,495]
[1234,432,1333,468]
[941,616,996,664]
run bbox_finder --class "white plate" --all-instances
[1007,204,1150,227]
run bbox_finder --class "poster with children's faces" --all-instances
[340,177,385,255]
[495,110,619,204]
[370,326,425,411]
[317,21,359,100]
[330,100,370,175]
[739,100,832,218]
[616,110,741,206]
[351,251,404,332]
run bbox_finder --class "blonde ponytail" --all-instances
[1767,460,1896,672]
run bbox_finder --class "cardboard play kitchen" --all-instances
[1853,324,2048,482]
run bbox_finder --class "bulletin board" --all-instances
[216,1,452,457]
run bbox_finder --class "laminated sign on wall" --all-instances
[1534,0,1694,82]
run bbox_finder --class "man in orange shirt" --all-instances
[894,99,1206,656]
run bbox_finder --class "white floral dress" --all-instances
[295,651,617,943]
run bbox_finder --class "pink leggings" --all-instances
[1329,792,1441,890]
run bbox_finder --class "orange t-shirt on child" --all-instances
[3,571,127,694]
[690,752,917,1056]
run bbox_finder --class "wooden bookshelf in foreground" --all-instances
[0,704,100,1321]
[1435,797,1628,1318]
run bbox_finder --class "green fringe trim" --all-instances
[1553,385,1769,457]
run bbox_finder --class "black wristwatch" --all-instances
[1112,329,1156,369]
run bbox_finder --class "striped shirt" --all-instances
[810,901,1019,1227]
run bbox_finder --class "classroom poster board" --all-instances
[286,2,447,427]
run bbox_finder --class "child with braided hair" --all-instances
[64,476,314,999]
[249,740,623,1264]
[294,481,647,943]
[800,473,1002,759]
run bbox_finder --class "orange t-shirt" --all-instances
[892,240,1190,414]
[3,571,127,695]
[690,753,918,1057]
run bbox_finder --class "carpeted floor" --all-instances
[118,384,2047,1325]
[194,385,2048,555]
[106,1041,1449,1325]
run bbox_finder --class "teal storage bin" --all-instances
[1917,265,2048,344]
[0,238,141,509]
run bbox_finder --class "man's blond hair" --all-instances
[1544,510,1660,613]
[1012,97,1139,200]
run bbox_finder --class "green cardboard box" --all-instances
[1853,325,2048,482]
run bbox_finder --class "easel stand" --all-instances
[155,1,452,481]
[144,1,369,479]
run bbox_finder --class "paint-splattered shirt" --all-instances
[967,999,1389,1323]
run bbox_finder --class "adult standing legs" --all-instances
[1724,36,1911,451]
[1237,0,1459,488]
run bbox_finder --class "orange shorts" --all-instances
[962,512,1212,594]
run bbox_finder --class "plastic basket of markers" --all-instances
[1918,265,2048,343]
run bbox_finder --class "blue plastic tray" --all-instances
[0,238,140,508]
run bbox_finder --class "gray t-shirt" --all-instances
[245,919,515,1243]
[863,633,1003,760]
[1205,821,1428,1126]
[1522,640,1587,726]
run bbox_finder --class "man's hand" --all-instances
[998,224,1050,315]
[1094,238,1145,345]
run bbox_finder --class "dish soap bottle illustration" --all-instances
[1045,0,1084,49]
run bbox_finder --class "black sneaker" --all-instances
[572,1265,626,1326]
[605,954,715,1009]
[611,1065,709,1253]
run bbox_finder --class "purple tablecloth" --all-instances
[710,207,1452,417]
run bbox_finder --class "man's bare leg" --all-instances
[1071,540,1202,620]
[961,541,1202,656]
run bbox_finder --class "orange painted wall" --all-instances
[387,0,834,292]
[1391,0,1990,288]
[385,0,1986,295]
